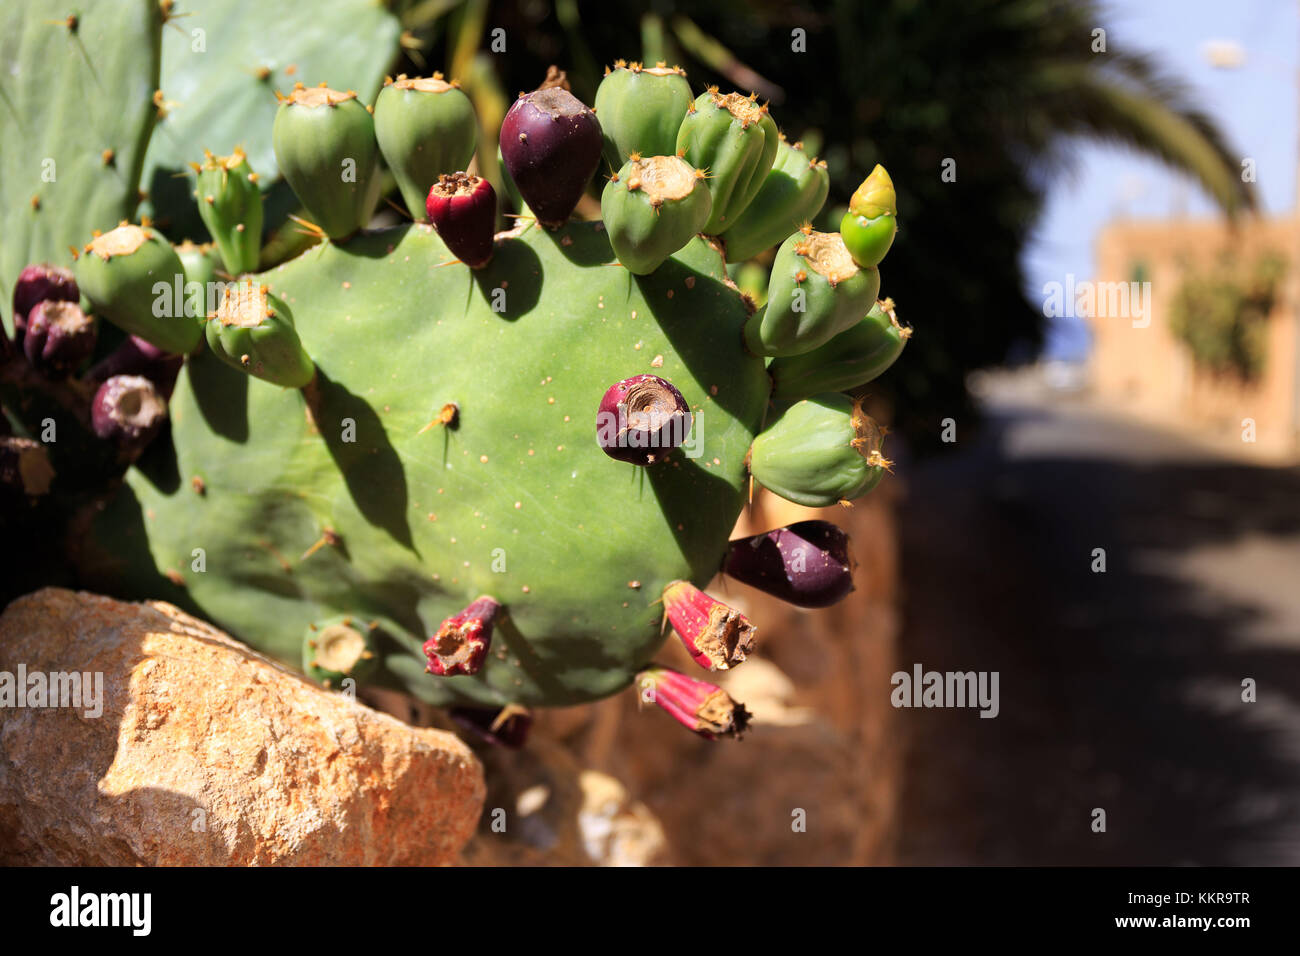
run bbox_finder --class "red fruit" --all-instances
[662,580,756,671]
[595,374,692,466]
[424,595,501,677]
[637,666,751,740]
[499,87,602,227]
[425,172,497,269]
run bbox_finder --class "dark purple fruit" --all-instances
[499,87,602,227]
[91,374,167,455]
[87,334,184,400]
[723,520,855,608]
[22,300,96,377]
[12,263,79,342]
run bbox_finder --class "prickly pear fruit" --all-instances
[87,334,184,401]
[22,300,96,377]
[192,149,263,276]
[744,227,880,357]
[174,240,224,326]
[424,596,500,677]
[749,394,890,507]
[675,88,779,234]
[769,298,912,400]
[500,86,602,227]
[11,264,79,341]
[425,172,497,269]
[662,580,756,671]
[374,74,479,222]
[91,374,167,456]
[722,139,829,262]
[724,520,854,607]
[76,224,199,355]
[840,165,898,268]
[303,616,379,687]
[206,279,314,388]
[0,437,55,498]
[595,374,693,465]
[594,61,693,170]
[272,84,380,239]
[638,666,751,739]
[602,155,712,275]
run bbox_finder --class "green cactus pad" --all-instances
[745,229,880,357]
[675,89,779,235]
[601,155,712,275]
[749,393,889,508]
[594,61,693,171]
[723,139,829,263]
[194,149,263,275]
[769,298,912,401]
[374,74,479,222]
[0,0,163,334]
[76,224,200,354]
[271,85,380,239]
[83,221,768,708]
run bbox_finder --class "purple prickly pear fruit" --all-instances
[662,580,757,671]
[595,374,692,465]
[724,520,855,608]
[22,300,96,377]
[499,82,602,227]
[91,374,167,455]
[425,172,497,269]
[638,666,751,740]
[449,704,533,749]
[0,436,55,497]
[12,264,79,342]
[424,595,500,676]
[87,335,184,400]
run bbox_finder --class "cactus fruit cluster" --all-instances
[2,38,913,742]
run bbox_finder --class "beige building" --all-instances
[1088,216,1299,454]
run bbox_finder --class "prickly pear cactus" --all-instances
[66,61,912,733]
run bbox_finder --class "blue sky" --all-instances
[1025,0,1298,359]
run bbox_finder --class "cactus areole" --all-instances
[68,61,914,733]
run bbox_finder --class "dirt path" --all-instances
[895,376,1300,865]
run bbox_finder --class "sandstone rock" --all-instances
[0,588,484,865]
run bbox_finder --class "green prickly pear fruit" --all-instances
[749,393,890,507]
[744,227,880,357]
[675,87,779,235]
[303,614,379,687]
[192,148,263,275]
[76,223,200,355]
[601,154,712,275]
[374,73,479,222]
[271,83,380,240]
[205,279,315,388]
[722,138,829,262]
[174,240,223,326]
[769,297,913,400]
[840,164,897,268]
[594,60,693,170]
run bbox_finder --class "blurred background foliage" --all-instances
[1170,251,1283,380]
[384,0,1256,450]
